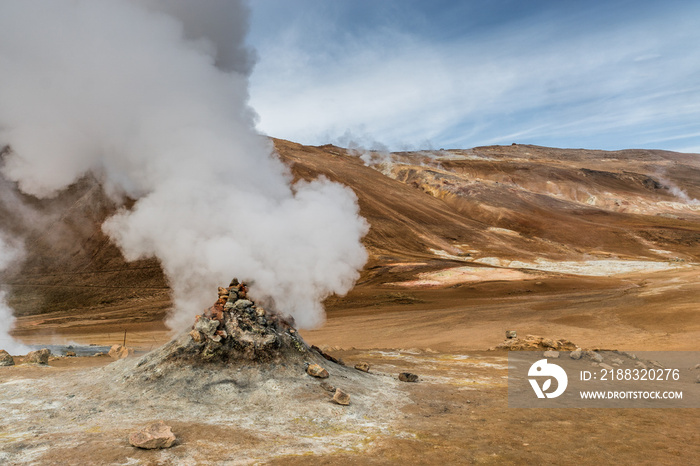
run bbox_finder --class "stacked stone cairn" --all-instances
[182,278,308,364]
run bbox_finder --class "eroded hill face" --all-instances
[2,141,699,332]
[275,140,700,264]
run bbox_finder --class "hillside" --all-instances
[2,140,699,349]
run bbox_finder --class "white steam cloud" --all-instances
[658,176,700,205]
[0,233,30,354]
[0,1,368,330]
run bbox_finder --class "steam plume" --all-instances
[0,0,368,330]
[0,234,29,354]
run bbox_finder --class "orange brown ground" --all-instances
[1,142,699,464]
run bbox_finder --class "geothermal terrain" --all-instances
[2,141,699,464]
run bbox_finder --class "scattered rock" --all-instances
[108,344,134,360]
[635,361,647,369]
[26,348,51,365]
[0,349,15,366]
[610,358,624,366]
[354,362,370,372]
[128,421,176,449]
[399,372,419,383]
[306,363,329,378]
[492,334,577,351]
[543,350,559,359]
[599,363,614,371]
[65,351,77,357]
[505,330,517,339]
[332,388,350,406]
[570,349,582,360]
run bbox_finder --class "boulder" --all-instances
[65,351,77,357]
[332,388,350,406]
[354,362,370,373]
[569,349,583,360]
[108,344,134,360]
[306,363,329,379]
[0,349,15,366]
[128,421,176,449]
[399,372,419,383]
[543,350,559,359]
[26,348,51,365]
[505,330,517,339]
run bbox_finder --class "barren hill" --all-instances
[3,140,699,349]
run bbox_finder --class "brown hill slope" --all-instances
[2,140,699,346]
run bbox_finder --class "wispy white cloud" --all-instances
[248,1,700,152]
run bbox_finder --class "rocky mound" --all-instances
[113,280,379,404]
[135,279,308,368]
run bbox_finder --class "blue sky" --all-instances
[246,1,700,152]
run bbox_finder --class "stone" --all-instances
[570,349,582,360]
[332,388,350,406]
[256,307,266,317]
[306,363,329,378]
[235,299,253,310]
[26,348,51,365]
[635,361,647,369]
[541,338,556,349]
[505,330,517,339]
[0,349,15,366]
[129,421,176,449]
[189,330,204,343]
[599,363,614,371]
[217,287,228,296]
[65,351,77,357]
[543,350,559,359]
[399,372,419,383]
[585,351,604,363]
[354,362,370,372]
[108,344,133,360]
[194,316,219,336]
